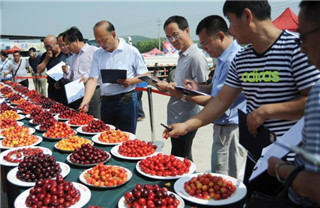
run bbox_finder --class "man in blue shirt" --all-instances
[170,15,247,179]
[28,47,46,96]
[0,51,11,81]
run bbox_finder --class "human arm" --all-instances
[117,72,149,88]
[166,85,242,138]
[37,51,52,73]
[79,77,98,111]
[268,156,320,204]
[247,88,310,136]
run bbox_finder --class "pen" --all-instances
[161,123,172,131]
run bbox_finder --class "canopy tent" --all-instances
[4,46,21,54]
[145,48,162,55]
[272,8,298,32]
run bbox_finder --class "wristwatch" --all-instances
[181,94,187,102]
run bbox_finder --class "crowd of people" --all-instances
[1,0,320,207]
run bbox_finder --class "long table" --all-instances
[2,111,246,208]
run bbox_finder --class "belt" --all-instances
[101,90,134,101]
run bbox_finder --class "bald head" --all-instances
[93,20,115,33]
[44,35,57,44]
[43,35,59,53]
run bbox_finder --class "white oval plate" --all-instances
[28,119,39,126]
[16,114,25,121]
[66,151,111,167]
[0,135,42,149]
[79,165,132,189]
[0,127,34,137]
[14,182,91,208]
[35,125,47,132]
[174,173,247,206]
[7,161,70,187]
[42,131,77,140]
[54,141,94,153]
[65,120,85,128]
[92,131,135,146]
[110,144,161,160]
[54,114,70,121]
[136,156,196,180]
[17,121,24,126]
[25,114,31,119]
[76,125,116,136]
[0,146,52,167]
[117,191,185,208]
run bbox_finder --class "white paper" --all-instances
[64,78,85,104]
[249,118,304,181]
[45,61,68,81]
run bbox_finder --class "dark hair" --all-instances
[93,20,115,33]
[196,15,230,36]
[28,47,36,52]
[13,51,20,55]
[163,15,189,31]
[223,0,271,21]
[57,32,65,38]
[1,51,8,57]
[64,26,84,42]
[299,1,320,24]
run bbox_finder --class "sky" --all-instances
[0,0,301,41]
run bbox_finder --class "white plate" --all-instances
[0,127,35,136]
[79,165,132,188]
[7,161,70,187]
[54,141,94,153]
[0,146,52,167]
[42,131,77,140]
[0,135,42,149]
[110,144,161,160]
[16,114,25,121]
[28,119,39,126]
[66,151,111,167]
[76,125,116,135]
[117,191,185,208]
[136,156,196,180]
[92,131,135,146]
[174,173,247,206]
[14,182,91,208]
[25,114,31,119]
[35,125,47,132]
[54,114,70,121]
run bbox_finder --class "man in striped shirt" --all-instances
[165,0,320,194]
[268,1,320,207]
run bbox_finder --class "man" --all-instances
[28,47,46,96]
[165,0,320,193]
[5,51,30,87]
[37,35,68,103]
[62,26,101,119]
[172,15,247,179]
[0,51,11,81]
[268,1,320,207]
[80,20,148,134]
[155,15,207,161]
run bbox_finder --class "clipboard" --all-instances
[139,76,158,87]
[238,110,275,161]
[45,61,67,81]
[175,86,209,96]
[100,69,127,84]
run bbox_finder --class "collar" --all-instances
[180,43,197,57]
[218,40,238,62]
[80,43,90,54]
[114,38,124,52]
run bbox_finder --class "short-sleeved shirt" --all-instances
[9,59,29,83]
[90,39,148,96]
[167,44,207,125]
[211,40,246,125]
[0,59,11,79]
[29,55,41,74]
[288,80,320,207]
[225,30,320,136]
[64,44,98,81]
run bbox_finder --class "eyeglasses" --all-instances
[295,26,320,46]
[166,34,179,42]
[44,43,57,50]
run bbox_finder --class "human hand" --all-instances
[247,108,267,136]
[183,79,198,90]
[155,80,169,92]
[80,76,88,84]
[117,78,133,88]
[46,51,53,59]
[267,156,285,177]
[166,83,183,97]
[163,122,189,139]
[79,102,89,113]
[62,64,68,74]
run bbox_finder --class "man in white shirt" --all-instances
[0,51,11,81]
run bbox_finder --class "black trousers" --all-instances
[19,79,29,88]
[170,129,198,161]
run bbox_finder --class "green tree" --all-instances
[133,38,166,53]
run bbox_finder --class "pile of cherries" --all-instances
[58,109,77,119]
[17,153,61,182]
[124,183,181,208]
[69,113,94,125]
[33,111,54,124]
[0,118,18,129]
[49,103,69,114]
[39,118,57,131]
[118,139,157,157]
[4,147,43,163]
[82,120,110,133]
[69,144,109,165]
[25,175,80,207]
[0,103,16,113]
